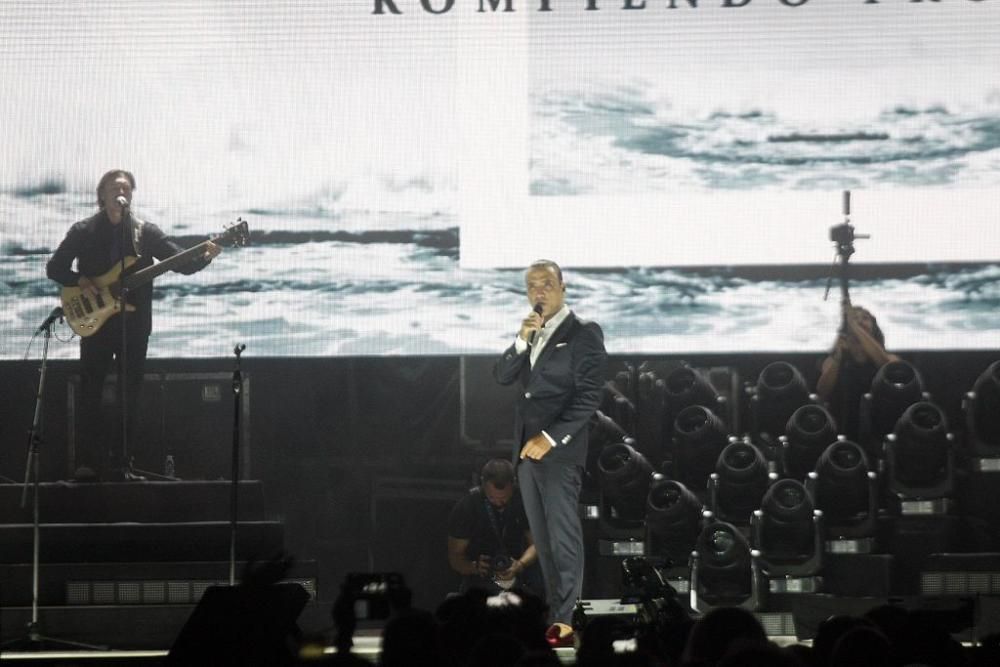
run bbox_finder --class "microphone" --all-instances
[528,303,544,345]
[37,306,64,332]
[116,195,129,208]
[842,190,851,217]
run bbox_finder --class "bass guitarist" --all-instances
[46,169,221,481]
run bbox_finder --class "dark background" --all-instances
[1,350,996,609]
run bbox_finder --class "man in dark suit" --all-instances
[493,259,607,644]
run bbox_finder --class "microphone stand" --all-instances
[0,311,105,651]
[824,191,869,432]
[228,343,246,585]
[824,191,870,328]
[118,203,134,480]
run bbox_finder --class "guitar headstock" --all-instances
[215,217,250,248]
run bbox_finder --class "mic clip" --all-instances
[37,307,64,333]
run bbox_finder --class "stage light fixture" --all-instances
[597,441,655,526]
[645,476,704,568]
[751,479,823,592]
[781,404,839,480]
[805,439,878,550]
[881,402,961,594]
[958,361,1000,534]
[858,359,926,461]
[747,361,812,454]
[707,439,771,527]
[584,409,635,506]
[689,518,761,611]
[663,365,720,414]
[672,405,731,495]
[591,411,632,448]
[602,377,639,441]
[963,360,1000,464]
[885,401,955,514]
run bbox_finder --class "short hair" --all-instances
[96,169,136,209]
[525,259,563,285]
[480,459,515,489]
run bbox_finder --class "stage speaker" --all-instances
[884,515,960,594]
[370,476,469,609]
[824,554,894,597]
[459,356,517,450]
[68,371,251,479]
[167,582,308,666]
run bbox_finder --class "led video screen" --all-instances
[2,1,998,358]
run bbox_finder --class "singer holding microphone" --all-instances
[493,259,607,646]
[46,169,221,481]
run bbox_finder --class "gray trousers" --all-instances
[518,458,584,625]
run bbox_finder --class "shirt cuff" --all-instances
[541,430,557,448]
[514,337,528,354]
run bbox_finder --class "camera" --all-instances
[490,555,513,573]
[829,222,855,247]
[343,572,405,620]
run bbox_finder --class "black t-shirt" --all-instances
[447,487,530,562]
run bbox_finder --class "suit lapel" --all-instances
[528,312,577,383]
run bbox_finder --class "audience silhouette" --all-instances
[294,569,993,666]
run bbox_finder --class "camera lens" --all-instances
[491,555,512,571]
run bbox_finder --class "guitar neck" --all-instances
[122,241,210,290]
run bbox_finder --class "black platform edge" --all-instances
[0,598,334,651]
[0,559,320,607]
[0,480,271,524]
[0,521,285,564]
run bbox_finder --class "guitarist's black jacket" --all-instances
[47,210,210,337]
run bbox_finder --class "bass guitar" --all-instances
[61,219,249,337]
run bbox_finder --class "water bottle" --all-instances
[165,455,176,478]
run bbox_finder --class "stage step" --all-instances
[0,598,335,651]
[0,478,316,651]
[0,560,319,607]
[0,520,285,564]
[0,480,271,524]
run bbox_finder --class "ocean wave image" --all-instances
[3,187,999,359]
[3,3,999,359]
[531,85,1000,195]
[528,4,1000,196]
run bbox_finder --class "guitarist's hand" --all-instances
[78,276,99,298]
[203,241,222,262]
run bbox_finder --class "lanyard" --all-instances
[482,495,510,557]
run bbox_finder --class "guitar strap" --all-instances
[131,217,145,255]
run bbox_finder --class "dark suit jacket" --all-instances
[493,312,607,467]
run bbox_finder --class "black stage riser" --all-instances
[0,481,269,524]
[0,521,284,564]
[0,561,318,607]
[0,599,333,651]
